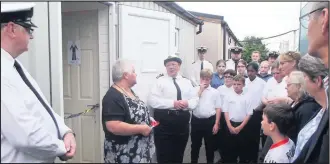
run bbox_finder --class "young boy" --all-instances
[258,61,273,82]
[216,69,236,162]
[262,103,295,163]
[222,74,252,163]
[190,69,221,163]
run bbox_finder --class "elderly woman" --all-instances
[291,54,328,163]
[286,71,320,142]
[102,60,155,163]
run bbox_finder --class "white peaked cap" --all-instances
[1,2,36,13]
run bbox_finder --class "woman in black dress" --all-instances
[102,60,155,163]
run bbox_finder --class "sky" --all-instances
[177,2,302,51]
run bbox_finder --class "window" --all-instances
[174,28,180,53]
[228,37,232,45]
[298,3,309,55]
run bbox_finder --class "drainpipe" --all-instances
[196,22,203,35]
[222,22,227,60]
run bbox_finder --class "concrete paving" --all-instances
[151,135,221,163]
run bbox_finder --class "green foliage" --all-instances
[241,36,269,63]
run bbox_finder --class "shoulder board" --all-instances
[156,73,164,79]
[226,59,230,62]
[182,76,189,79]
[192,61,196,64]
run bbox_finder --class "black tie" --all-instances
[201,61,204,70]
[14,61,61,139]
[234,60,238,72]
[173,77,182,100]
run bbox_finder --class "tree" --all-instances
[241,36,269,63]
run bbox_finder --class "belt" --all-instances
[154,109,189,116]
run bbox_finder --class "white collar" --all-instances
[1,48,15,68]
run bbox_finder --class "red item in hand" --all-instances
[151,120,159,127]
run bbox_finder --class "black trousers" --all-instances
[154,109,190,163]
[215,112,226,161]
[246,110,263,162]
[191,114,216,163]
[222,120,249,163]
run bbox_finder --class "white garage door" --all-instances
[119,5,176,102]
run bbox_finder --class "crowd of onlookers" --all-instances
[1,1,328,164]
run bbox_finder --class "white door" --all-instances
[119,5,176,102]
[62,10,101,163]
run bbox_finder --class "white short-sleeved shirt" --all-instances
[190,60,214,86]
[264,138,295,163]
[262,77,287,99]
[193,85,221,118]
[217,85,234,109]
[147,74,199,111]
[244,77,266,110]
[222,91,252,122]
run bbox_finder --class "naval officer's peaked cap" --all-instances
[197,46,208,53]
[229,46,243,54]
[164,54,182,66]
[268,51,280,58]
[1,2,37,28]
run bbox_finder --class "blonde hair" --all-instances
[200,68,213,78]
[287,71,306,99]
[279,51,301,63]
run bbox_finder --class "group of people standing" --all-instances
[1,1,328,164]
[101,2,329,164]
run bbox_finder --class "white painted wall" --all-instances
[17,2,51,104]
[118,2,197,78]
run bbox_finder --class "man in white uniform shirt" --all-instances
[147,55,199,163]
[226,46,243,72]
[261,60,287,106]
[1,3,76,163]
[190,69,221,163]
[190,46,214,86]
[244,62,266,163]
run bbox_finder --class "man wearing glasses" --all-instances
[293,1,328,163]
[1,2,76,162]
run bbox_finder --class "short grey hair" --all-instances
[112,59,134,83]
[298,54,328,84]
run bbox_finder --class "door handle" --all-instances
[87,103,100,109]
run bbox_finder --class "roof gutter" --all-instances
[156,2,204,35]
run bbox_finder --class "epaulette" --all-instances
[156,73,164,79]
[192,61,196,64]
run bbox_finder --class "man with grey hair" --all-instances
[302,2,329,68]
[1,2,76,162]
